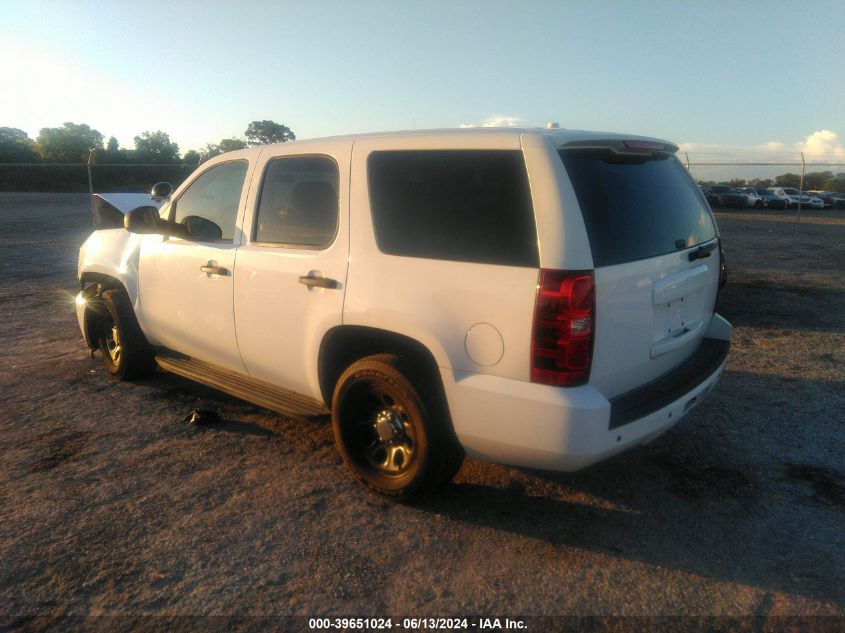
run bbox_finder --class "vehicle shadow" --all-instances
[187,417,278,438]
[411,455,844,608]
[134,371,330,433]
[409,368,845,609]
[718,280,845,332]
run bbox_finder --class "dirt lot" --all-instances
[1,193,844,630]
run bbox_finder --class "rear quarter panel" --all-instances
[345,132,544,381]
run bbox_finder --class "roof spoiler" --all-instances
[559,138,679,155]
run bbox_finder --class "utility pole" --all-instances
[87,148,96,223]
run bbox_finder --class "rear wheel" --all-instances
[331,354,464,498]
[94,288,156,380]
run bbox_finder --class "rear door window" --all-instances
[558,149,717,267]
[367,150,538,267]
[253,155,339,248]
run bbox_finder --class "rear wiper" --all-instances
[688,242,718,262]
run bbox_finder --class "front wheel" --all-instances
[331,354,464,498]
[94,288,156,380]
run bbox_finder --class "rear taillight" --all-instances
[531,269,595,387]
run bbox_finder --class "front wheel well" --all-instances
[79,273,129,350]
[79,272,127,294]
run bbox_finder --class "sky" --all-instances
[2,0,845,173]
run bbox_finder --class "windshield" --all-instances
[558,149,717,267]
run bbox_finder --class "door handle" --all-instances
[688,242,718,261]
[298,274,339,289]
[200,261,229,276]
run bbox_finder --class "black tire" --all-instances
[331,354,464,499]
[94,288,156,380]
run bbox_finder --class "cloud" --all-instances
[678,142,722,152]
[459,115,524,128]
[678,130,845,163]
[797,130,845,159]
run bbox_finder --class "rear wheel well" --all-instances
[318,326,452,425]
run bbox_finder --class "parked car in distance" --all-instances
[737,187,764,208]
[807,191,845,209]
[771,187,824,209]
[808,191,834,209]
[755,188,789,210]
[701,185,748,209]
[766,187,800,207]
[75,127,732,498]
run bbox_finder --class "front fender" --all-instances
[77,229,143,304]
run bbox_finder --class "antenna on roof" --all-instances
[546,121,560,129]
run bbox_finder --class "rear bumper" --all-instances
[444,314,732,472]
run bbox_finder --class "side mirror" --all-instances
[125,205,164,234]
[182,215,223,241]
[150,181,174,202]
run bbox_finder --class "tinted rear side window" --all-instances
[558,149,717,267]
[368,150,539,267]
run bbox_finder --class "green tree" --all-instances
[0,127,38,162]
[218,138,248,153]
[245,120,296,145]
[749,178,773,188]
[134,130,180,164]
[774,173,801,188]
[727,178,746,187]
[802,171,835,191]
[183,149,201,165]
[36,122,103,162]
[103,136,124,163]
[202,138,248,161]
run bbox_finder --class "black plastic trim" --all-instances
[155,350,329,418]
[608,337,730,430]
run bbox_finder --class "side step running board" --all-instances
[155,352,330,418]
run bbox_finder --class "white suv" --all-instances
[75,128,732,498]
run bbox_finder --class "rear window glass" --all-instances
[368,150,539,267]
[558,149,717,267]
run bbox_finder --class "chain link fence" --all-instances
[682,155,845,222]
[682,153,845,190]
[0,162,198,194]
[3,152,844,200]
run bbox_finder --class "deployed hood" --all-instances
[92,193,162,229]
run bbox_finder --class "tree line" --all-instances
[0,120,295,165]
[697,172,845,193]
[3,122,844,194]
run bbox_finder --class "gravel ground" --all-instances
[1,193,844,631]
